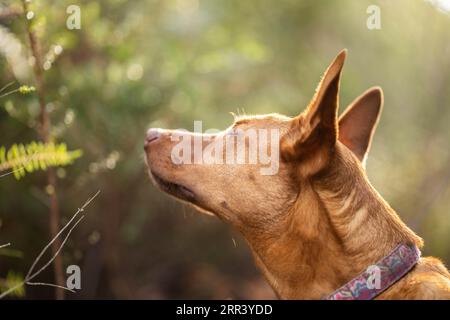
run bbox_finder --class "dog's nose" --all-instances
[144,128,161,150]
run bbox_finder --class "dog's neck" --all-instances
[243,143,422,299]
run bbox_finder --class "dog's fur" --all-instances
[144,50,450,299]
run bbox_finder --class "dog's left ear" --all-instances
[338,87,383,167]
[282,50,346,175]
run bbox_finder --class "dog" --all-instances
[144,50,450,299]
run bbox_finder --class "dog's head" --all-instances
[144,50,382,233]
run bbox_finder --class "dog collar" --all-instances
[324,243,421,300]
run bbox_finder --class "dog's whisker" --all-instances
[231,237,237,248]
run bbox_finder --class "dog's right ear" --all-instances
[338,87,383,167]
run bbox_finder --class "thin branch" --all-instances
[0,81,15,94]
[25,282,75,293]
[0,243,11,249]
[0,152,39,179]
[26,190,100,279]
[27,215,84,280]
[0,190,100,299]
[0,170,20,178]
[0,280,23,298]
[0,88,20,99]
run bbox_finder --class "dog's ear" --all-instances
[282,50,346,175]
[338,87,383,167]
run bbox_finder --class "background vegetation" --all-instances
[0,0,449,299]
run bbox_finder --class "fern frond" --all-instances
[0,142,83,179]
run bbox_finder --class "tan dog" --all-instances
[144,50,450,299]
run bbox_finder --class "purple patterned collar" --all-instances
[324,243,421,300]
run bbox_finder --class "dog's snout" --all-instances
[144,128,161,150]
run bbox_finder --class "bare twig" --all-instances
[0,190,100,299]
[0,88,20,99]
[0,152,39,179]
[25,282,75,293]
[27,216,84,280]
[0,81,15,94]
[0,243,11,249]
[0,170,20,178]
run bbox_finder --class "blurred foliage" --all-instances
[0,0,449,299]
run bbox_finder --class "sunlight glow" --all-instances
[427,0,450,13]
